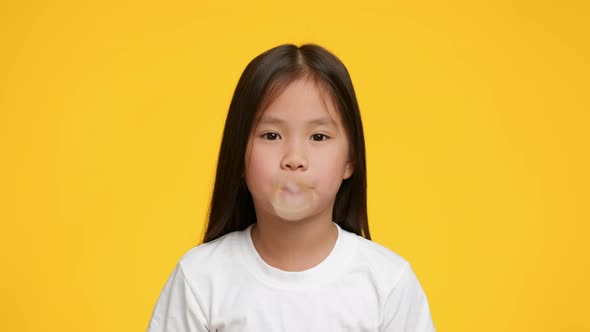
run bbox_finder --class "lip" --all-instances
[283,181,302,194]
[273,177,313,198]
[276,188,308,206]
[279,188,304,197]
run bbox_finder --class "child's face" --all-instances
[244,78,353,223]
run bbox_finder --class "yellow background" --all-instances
[1,0,589,331]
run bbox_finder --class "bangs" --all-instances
[251,69,342,140]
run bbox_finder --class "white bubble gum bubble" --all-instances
[271,177,314,221]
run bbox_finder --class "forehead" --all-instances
[257,78,342,127]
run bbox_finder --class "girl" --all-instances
[147,43,435,331]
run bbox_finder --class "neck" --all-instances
[251,213,338,272]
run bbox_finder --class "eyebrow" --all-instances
[258,115,336,127]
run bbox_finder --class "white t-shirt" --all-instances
[147,222,436,331]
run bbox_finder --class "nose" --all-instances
[280,141,308,171]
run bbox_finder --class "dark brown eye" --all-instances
[311,134,328,141]
[263,132,280,140]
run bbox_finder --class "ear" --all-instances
[343,159,354,180]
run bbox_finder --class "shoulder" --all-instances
[177,229,245,276]
[345,231,435,330]
[354,233,410,271]
[344,230,413,288]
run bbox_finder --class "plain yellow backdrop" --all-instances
[1,0,589,331]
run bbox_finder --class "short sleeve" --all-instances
[380,262,436,332]
[146,263,209,332]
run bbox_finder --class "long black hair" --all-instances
[203,43,370,243]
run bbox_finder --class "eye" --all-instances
[311,134,329,141]
[262,132,281,140]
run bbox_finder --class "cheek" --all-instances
[245,144,275,189]
[313,149,349,190]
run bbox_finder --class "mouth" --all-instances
[282,181,303,194]
[271,178,314,221]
